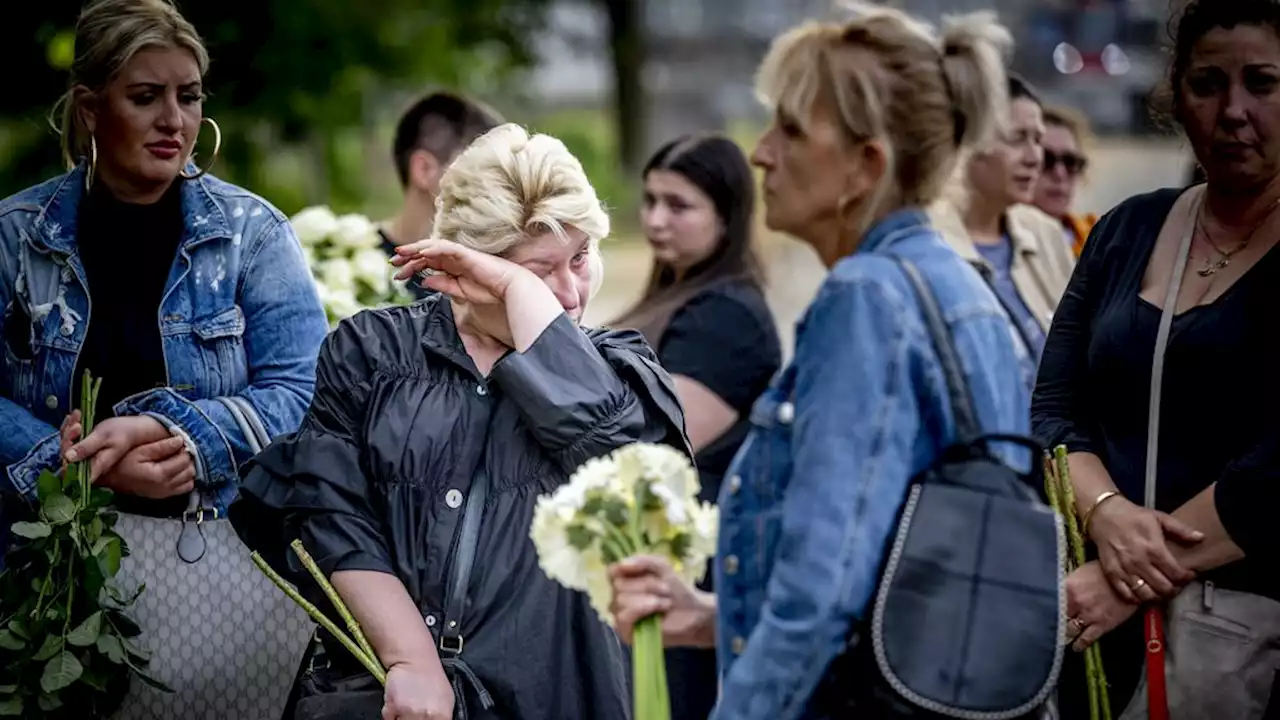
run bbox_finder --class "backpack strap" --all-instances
[890,256,981,442]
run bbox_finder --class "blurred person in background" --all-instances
[611,133,781,720]
[1034,105,1097,257]
[1034,1,1280,717]
[931,74,1076,364]
[609,8,1053,719]
[380,91,503,299]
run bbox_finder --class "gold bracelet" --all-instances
[1081,490,1120,539]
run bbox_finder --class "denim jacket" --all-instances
[711,209,1033,720]
[0,165,328,512]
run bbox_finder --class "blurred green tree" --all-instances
[0,0,550,208]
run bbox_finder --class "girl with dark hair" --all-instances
[611,134,781,720]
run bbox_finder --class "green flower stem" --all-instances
[1052,445,1112,720]
[603,523,638,561]
[633,615,670,720]
[289,540,378,665]
[249,551,386,685]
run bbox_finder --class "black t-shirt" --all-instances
[656,280,781,502]
[378,228,433,301]
[75,183,183,413]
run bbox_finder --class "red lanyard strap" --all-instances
[1144,606,1169,720]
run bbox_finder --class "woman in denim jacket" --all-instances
[610,8,1035,719]
[0,0,327,521]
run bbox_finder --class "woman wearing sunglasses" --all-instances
[1034,105,1097,257]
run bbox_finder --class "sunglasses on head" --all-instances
[1043,150,1087,176]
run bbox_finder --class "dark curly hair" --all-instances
[1152,0,1280,127]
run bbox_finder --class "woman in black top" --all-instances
[235,124,688,720]
[1032,2,1280,715]
[612,134,781,720]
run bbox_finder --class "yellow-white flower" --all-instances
[529,442,719,628]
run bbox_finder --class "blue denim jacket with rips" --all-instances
[710,208,1034,720]
[0,164,328,513]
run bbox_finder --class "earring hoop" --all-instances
[179,117,222,181]
[85,135,98,193]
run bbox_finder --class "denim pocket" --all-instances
[1,301,36,406]
[192,305,248,395]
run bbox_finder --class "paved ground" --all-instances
[584,137,1191,357]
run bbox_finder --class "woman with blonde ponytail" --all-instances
[609,6,1061,719]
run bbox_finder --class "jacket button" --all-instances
[731,636,746,654]
[45,395,58,410]
[59,325,73,337]
[445,489,463,508]
[723,555,739,575]
[777,402,794,425]
[475,384,487,397]
[728,475,741,494]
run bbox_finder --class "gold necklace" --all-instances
[1195,200,1280,277]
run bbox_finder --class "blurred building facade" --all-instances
[531,0,1175,149]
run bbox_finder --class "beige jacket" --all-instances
[928,200,1077,333]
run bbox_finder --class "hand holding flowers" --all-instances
[529,443,718,720]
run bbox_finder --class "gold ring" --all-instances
[1132,578,1148,591]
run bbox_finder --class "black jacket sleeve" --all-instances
[232,314,394,581]
[1031,211,1113,455]
[490,314,690,472]
[1214,434,1280,565]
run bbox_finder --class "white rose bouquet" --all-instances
[290,206,412,325]
[530,442,718,720]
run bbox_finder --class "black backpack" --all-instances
[812,256,1064,719]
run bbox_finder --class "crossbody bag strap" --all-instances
[439,464,489,655]
[1142,190,1201,720]
[434,464,495,715]
[891,256,982,441]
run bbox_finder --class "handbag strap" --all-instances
[1145,193,1200,509]
[439,465,489,656]
[891,256,982,442]
[1142,191,1200,720]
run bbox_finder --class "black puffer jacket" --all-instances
[233,295,688,719]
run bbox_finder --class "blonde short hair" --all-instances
[432,123,610,297]
[56,0,209,169]
[755,4,1012,235]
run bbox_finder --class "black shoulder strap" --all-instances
[890,256,981,442]
[439,466,489,656]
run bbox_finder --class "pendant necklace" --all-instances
[1195,199,1280,277]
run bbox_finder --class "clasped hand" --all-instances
[1087,495,1202,603]
[60,411,195,498]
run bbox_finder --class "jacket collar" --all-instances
[30,162,232,255]
[858,207,931,254]
[931,199,1039,263]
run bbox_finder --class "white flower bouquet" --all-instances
[530,442,718,720]
[290,206,412,325]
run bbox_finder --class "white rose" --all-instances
[319,258,357,293]
[316,283,362,320]
[291,206,339,246]
[333,214,381,249]
[352,247,392,296]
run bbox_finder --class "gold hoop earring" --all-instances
[85,136,98,193]
[179,117,222,181]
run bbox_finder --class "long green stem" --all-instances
[249,551,386,685]
[289,540,378,665]
[1053,445,1112,720]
